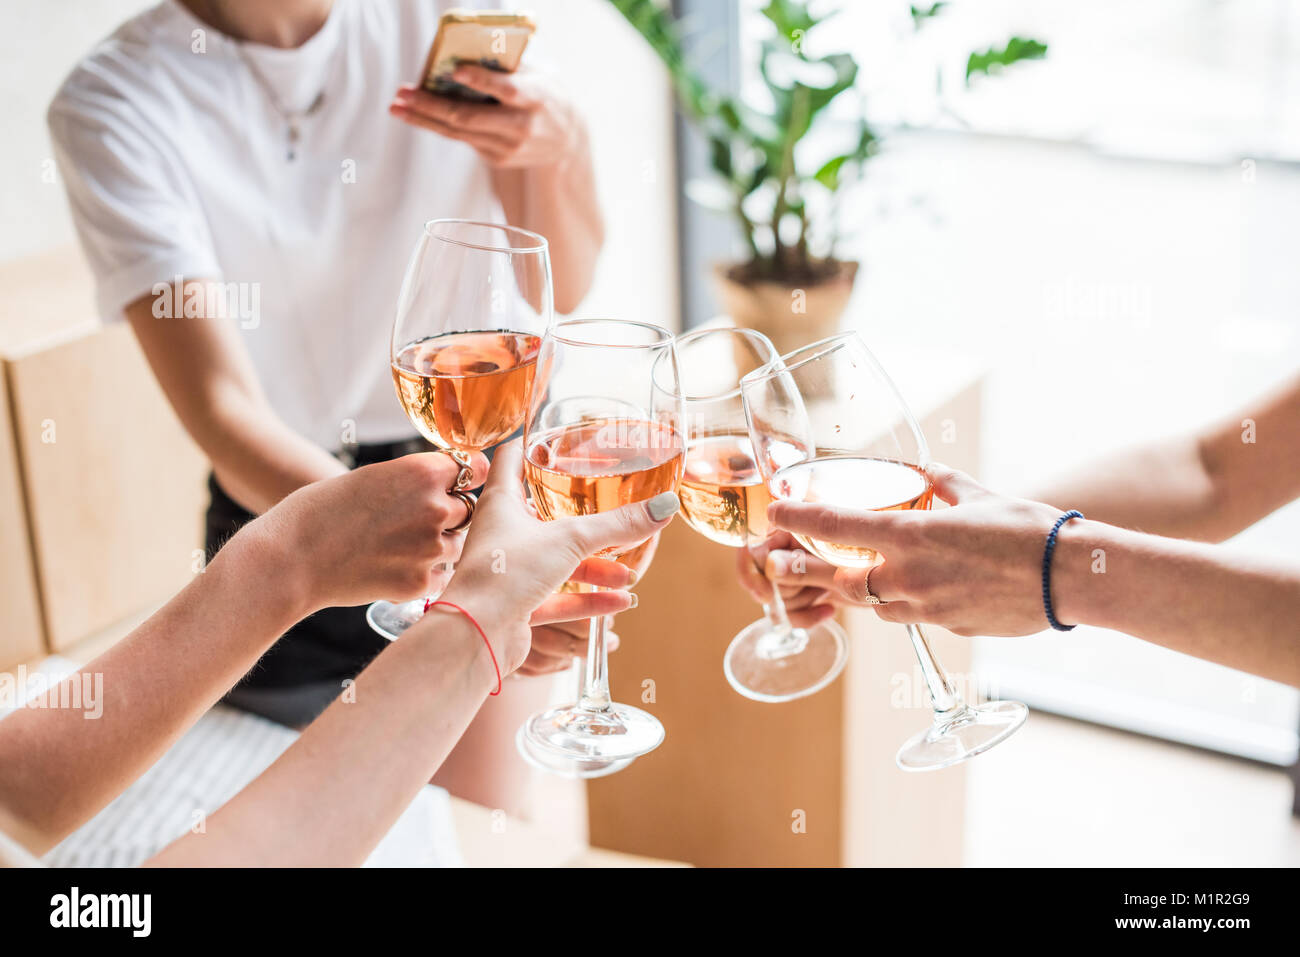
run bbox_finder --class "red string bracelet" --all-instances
[425,600,502,696]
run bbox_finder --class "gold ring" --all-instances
[438,448,476,492]
[444,489,477,534]
[861,565,884,605]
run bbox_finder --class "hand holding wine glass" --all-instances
[741,332,1028,771]
[672,327,848,702]
[437,439,678,676]
[368,219,553,640]
[732,531,838,630]
[767,462,1081,636]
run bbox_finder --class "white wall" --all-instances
[0,1,150,260]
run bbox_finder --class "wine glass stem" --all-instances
[579,614,612,712]
[905,624,961,714]
[764,583,795,634]
[755,550,796,635]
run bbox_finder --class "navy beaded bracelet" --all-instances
[1041,510,1084,632]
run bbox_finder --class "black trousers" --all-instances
[209,438,432,727]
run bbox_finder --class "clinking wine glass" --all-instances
[518,319,685,763]
[517,539,655,777]
[740,332,1028,771]
[515,658,635,778]
[671,326,848,701]
[367,219,553,641]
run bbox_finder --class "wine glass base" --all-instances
[366,598,428,641]
[524,702,664,762]
[723,617,849,703]
[514,725,634,778]
[895,699,1028,772]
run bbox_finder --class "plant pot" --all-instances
[711,260,859,359]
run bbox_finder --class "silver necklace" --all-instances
[209,1,327,161]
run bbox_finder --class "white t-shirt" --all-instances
[48,0,505,450]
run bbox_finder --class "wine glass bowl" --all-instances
[367,219,554,641]
[740,333,1027,770]
[392,330,541,452]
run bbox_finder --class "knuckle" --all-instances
[893,517,919,546]
[426,501,449,528]
[815,510,842,541]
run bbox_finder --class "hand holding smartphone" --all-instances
[421,10,535,103]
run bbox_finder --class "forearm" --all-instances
[0,529,310,853]
[1054,520,1300,685]
[1028,435,1226,541]
[1030,374,1300,543]
[126,298,347,515]
[203,391,347,514]
[148,611,496,867]
[492,123,603,314]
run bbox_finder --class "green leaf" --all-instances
[813,154,850,190]
[800,52,858,116]
[709,135,734,179]
[965,36,1048,84]
[760,0,817,42]
[909,3,947,28]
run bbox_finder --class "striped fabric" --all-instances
[3,658,463,868]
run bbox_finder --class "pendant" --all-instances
[287,123,299,162]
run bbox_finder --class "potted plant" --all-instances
[608,0,1047,354]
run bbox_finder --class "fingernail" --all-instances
[626,568,640,586]
[766,552,790,577]
[647,492,679,521]
[628,593,639,609]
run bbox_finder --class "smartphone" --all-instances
[420,10,536,103]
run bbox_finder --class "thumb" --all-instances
[565,491,679,557]
[483,438,525,501]
[926,462,987,507]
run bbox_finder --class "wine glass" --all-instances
[670,327,848,701]
[740,332,1028,771]
[518,318,685,762]
[367,219,553,640]
[515,658,634,778]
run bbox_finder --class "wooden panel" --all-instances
[0,362,45,669]
[588,517,844,867]
[0,243,101,665]
[0,246,98,354]
[5,323,208,651]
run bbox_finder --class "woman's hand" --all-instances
[766,464,1063,637]
[435,440,678,674]
[734,532,838,629]
[514,530,660,670]
[389,67,583,169]
[248,451,489,613]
